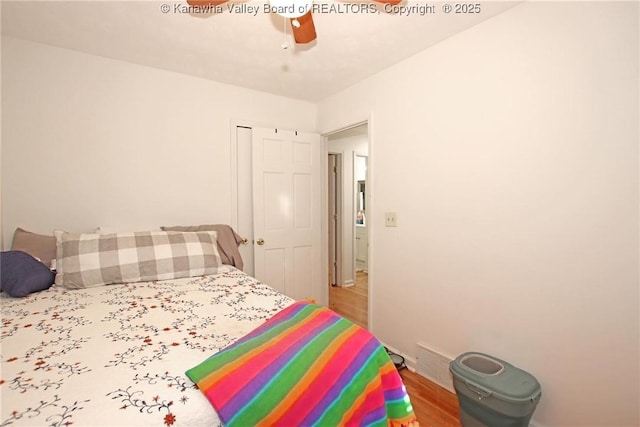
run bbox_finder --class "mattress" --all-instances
[1,266,293,426]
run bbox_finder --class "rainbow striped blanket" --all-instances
[186,301,417,427]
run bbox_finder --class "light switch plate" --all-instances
[385,212,397,227]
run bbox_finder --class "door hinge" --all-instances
[333,166,337,173]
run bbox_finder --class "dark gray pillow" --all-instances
[0,250,56,297]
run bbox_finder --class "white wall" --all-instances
[1,37,316,246]
[319,2,639,426]
[328,133,368,285]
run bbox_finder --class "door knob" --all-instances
[256,238,265,246]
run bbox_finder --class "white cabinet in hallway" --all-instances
[355,225,368,271]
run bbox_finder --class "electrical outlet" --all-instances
[384,212,397,227]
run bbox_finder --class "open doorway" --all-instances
[326,124,369,329]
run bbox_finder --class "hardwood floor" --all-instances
[328,270,368,329]
[328,272,461,426]
[400,369,461,427]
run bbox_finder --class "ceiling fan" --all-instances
[185,0,401,45]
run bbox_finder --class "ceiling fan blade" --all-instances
[291,11,316,44]
[373,0,403,5]
[186,0,229,5]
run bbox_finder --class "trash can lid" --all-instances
[450,352,541,403]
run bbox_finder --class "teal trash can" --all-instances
[449,352,541,427]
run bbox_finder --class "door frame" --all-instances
[328,152,343,287]
[321,116,373,331]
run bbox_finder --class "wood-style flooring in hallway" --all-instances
[329,270,368,328]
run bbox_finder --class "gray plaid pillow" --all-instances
[54,230,222,289]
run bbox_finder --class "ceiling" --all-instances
[1,0,519,102]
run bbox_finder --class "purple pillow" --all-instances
[0,250,55,297]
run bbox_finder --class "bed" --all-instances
[1,227,417,427]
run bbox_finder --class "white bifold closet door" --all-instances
[252,127,322,303]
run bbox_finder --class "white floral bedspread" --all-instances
[0,266,294,426]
